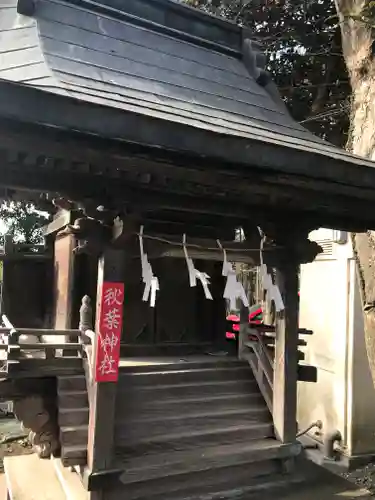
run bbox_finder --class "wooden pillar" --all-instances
[0,235,13,316]
[87,248,124,477]
[53,232,75,330]
[272,262,299,443]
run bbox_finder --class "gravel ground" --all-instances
[343,464,375,496]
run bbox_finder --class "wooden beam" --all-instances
[87,248,124,475]
[113,231,264,264]
[2,137,375,232]
[42,210,73,237]
[272,262,299,443]
[159,247,257,264]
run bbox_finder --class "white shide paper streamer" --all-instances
[258,231,284,313]
[218,240,249,311]
[183,234,213,300]
[139,226,159,307]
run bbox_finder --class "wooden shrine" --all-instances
[0,0,375,498]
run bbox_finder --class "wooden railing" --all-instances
[0,314,83,377]
[239,323,315,413]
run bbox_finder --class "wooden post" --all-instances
[238,304,248,361]
[53,233,75,331]
[272,262,299,444]
[87,248,124,475]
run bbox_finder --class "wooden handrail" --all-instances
[239,320,275,412]
[0,343,82,350]
[0,328,80,335]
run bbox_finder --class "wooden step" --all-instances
[118,379,259,400]
[115,407,271,444]
[119,358,248,374]
[108,459,283,500]
[119,469,307,500]
[115,422,274,457]
[58,390,88,409]
[117,439,301,485]
[59,407,89,427]
[60,445,87,467]
[4,455,65,500]
[117,392,265,418]
[60,425,88,446]
[57,375,86,392]
[119,366,253,386]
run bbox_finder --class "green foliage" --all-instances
[0,201,49,245]
[184,0,350,146]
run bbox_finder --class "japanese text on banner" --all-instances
[95,282,124,383]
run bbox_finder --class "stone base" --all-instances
[300,435,375,473]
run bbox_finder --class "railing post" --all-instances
[86,248,124,479]
[238,304,248,361]
[2,314,20,366]
[272,262,299,444]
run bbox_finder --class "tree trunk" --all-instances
[335,0,375,382]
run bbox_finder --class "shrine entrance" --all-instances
[0,0,375,498]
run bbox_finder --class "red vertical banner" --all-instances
[95,281,124,383]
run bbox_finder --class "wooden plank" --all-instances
[52,458,89,500]
[272,263,299,443]
[6,357,83,378]
[0,471,6,500]
[0,343,82,350]
[87,248,124,472]
[4,454,65,500]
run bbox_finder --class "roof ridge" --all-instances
[58,0,244,57]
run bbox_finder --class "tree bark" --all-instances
[335,0,375,382]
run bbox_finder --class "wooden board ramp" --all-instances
[52,459,88,500]
[3,455,88,500]
[4,454,66,500]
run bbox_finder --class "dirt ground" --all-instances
[0,417,32,473]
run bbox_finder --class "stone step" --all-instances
[119,366,253,386]
[115,407,271,444]
[116,439,301,489]
[58,407,89,427]
[115,422,274,457]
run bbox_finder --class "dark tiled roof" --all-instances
[1,0,368,170]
